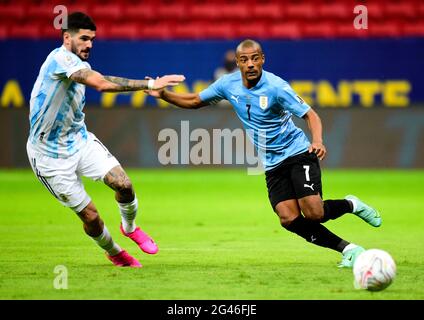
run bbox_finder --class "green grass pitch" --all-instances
[0,169,423,300]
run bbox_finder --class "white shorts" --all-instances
[27,132,120,213]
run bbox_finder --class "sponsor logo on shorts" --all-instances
[304,183,315,191]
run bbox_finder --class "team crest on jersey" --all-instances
[259,96,268,110]
[64,55,73,66]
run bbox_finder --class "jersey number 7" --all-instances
[246,104,251,121]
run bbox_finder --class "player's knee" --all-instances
[78,206,100,224]
[298,196,324,222]
[302,204,324,221]
[280,215,299,229]
[83,216,104,237]
[274,203,299,228]
[277,213,297,229]
[86,212,100,225]
[280,218,292,229]
[116,179,134,196]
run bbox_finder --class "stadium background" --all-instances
[0,0,423,169]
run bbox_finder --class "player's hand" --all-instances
[144,76,161,97]
[153,74,185,90]
[308,141,326,160]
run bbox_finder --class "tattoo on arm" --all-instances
[104,75,148,92]
[70,69,93,83]
[70,69,148,92]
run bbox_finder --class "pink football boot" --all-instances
[106,250,142,268]
[120,224,159,254]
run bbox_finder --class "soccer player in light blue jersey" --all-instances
[148,39,381,268]
[27,12,185,267]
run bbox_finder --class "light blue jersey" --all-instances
[28,45,90,158]
[199,70,311,171]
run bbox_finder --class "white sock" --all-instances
[343,243,358,253]
[118,197,138,233]
[348,198,358,212]
[92,225,122,256]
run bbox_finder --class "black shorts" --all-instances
[265,151,323,210]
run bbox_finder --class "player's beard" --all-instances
[71,41,90,61]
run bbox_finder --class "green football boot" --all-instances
[338,245,365,268]
[345,195,382,227]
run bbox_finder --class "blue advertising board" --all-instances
[1,38,423,108]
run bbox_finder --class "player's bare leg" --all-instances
[276,198,345,249]
[104,165,135,204]
[77,202,141,267]
[297,195,365,267]
[274,199,302,228]
[298,194,324,222]
[275,197,362,267]
[104,165,158,254]
[77,202,104,237]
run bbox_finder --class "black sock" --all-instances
[285,215,348,252]
[321,199,353,223]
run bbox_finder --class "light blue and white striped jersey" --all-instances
[199,70,311,171]
[28,45,90,158]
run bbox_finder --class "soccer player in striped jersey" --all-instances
[27,12,185,267]
[147,39,382,268]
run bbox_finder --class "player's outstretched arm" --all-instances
[147,87,208,109]
[70,68,185,92]
[303,108,327,160]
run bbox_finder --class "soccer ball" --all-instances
[353,249,396,291]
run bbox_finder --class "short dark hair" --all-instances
[236,39,263,56]
[62,12,96,34]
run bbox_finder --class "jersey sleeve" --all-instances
[277,82,311,118]
[198,77,226,105]
[53,50,89,79]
